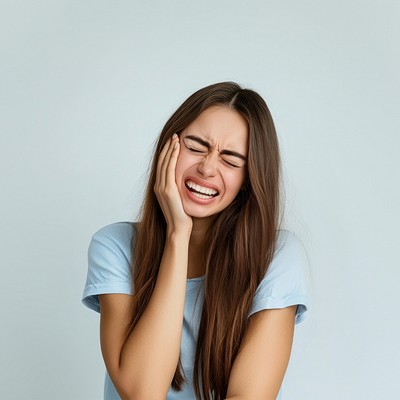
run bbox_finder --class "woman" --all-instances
[82,82,310,400]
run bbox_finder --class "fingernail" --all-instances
[172,133,178,139]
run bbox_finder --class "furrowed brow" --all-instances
[219,149,247,161]
[185,135,210,148]
[184,135,247,161]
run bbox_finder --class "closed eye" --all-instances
[183,137,246,168]
[185,145,206,154]
[223,160,241,168]
[183,138,207,154]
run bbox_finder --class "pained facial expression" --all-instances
[175,105,248,222]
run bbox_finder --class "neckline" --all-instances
[187,275,205,282]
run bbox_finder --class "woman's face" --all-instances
[175,105,248,222]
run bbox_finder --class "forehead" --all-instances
[183,106,248,150]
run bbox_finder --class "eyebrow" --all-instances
[184,135,247,161]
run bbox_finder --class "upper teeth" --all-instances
[186,180,218,196]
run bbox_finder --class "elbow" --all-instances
[121,391,166,400]
[115,378,167,400]
[121,391,165,400]
[106,363,169,400]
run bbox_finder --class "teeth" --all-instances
[192,192,214,199]
[186,180,218,196]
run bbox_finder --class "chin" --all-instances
[182,204,215,219]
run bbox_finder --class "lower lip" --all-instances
[184,184,218,204]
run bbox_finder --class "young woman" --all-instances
[82,82,310,400]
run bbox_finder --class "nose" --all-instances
[197,149,219,177]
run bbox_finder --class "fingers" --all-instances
[153,134,192,233]
[155,138,170,189]
[166,137,180,188]
[160,133,178,188]
[155,133,179,192]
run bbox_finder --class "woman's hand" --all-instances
[154,133,193,235]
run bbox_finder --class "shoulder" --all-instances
[88,221,138,275]
[271,230,309,273]
[82,222,138,313]
[90,221,137,250]
[250,230,311,324]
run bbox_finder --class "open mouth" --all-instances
[185,180,219,199]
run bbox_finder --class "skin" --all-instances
[98,106,297,400]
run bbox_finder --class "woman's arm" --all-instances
[99,230,190,400]
[99,134,192,400]
[224,305,297,400]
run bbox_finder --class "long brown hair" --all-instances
[130,82,282,399]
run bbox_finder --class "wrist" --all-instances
[166,227,192,242]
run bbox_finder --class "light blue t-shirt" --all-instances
[82,222,310,400]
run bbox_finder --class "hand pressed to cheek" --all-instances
[154,134,193,233]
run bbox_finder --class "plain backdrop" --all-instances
[1,1,399,399]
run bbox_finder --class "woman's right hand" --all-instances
[154,134,193,235]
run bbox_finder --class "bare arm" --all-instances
[99,232,189,399]
[225,305,297,400]
[99,134,193,399]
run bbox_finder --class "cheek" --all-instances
[174,152,188,184]
[226,170,245,192]
[175,151,193,176]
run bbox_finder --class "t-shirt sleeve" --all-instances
[249,230,311,325]
[82,222,135,313]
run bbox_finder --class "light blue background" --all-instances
[1,1,399,399]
